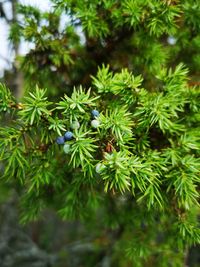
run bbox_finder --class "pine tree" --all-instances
[0,1,200,266]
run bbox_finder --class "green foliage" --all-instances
[101,150,132,193]
[0,83,15,113]
[19,86,52,125]
[1,64,199,252]
[99,107,133,143]
[1,0,200,266]
[57,86,99,120]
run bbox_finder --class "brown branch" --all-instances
[188,81,200,87]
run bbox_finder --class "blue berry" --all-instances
[91,109,100,118]
[70,121,80,130]
[63,144,71,154]
[64,131,73,141]
[56,136,65,145]
[91,119,100,128]
[95,163,106,174]
[167,36,177,45]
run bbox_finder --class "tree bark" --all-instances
[11,0,24,99]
